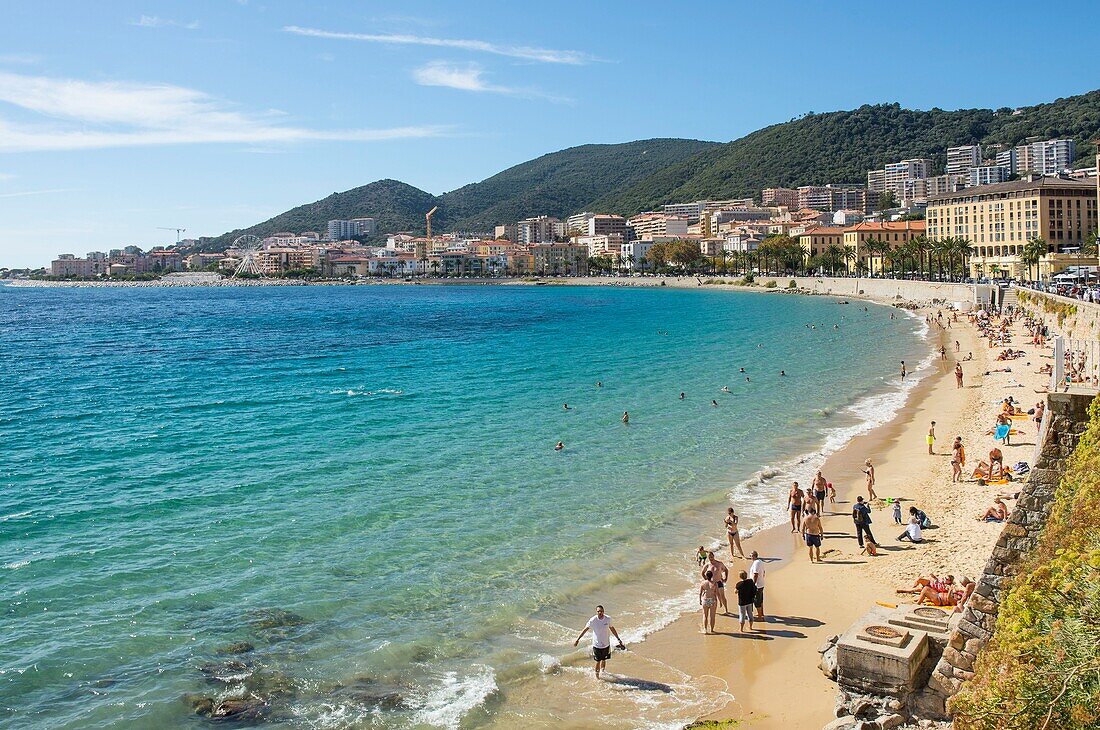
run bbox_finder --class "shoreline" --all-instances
[633,295,1045,729]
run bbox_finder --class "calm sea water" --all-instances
[0,284,927,729]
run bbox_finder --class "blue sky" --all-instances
[1,0,1099,267]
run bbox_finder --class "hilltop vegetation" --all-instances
[203,139,716,248]
[441,139,718,231]
[594,90,1100,215]
[204,89,1100,246]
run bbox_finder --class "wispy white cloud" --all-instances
[412,61,569,103]
[0,188,74,198]
[130,15,201,30]
[0,53,40,65]
[0,71,449,152]
[0,172,15,181]
[283,26,595,65]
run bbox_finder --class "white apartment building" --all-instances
[517,216,563,245]
[566,212,594,233]
[327,218,376,241]
[762,188,799,208]
[946,145,982,175]
[578,233,625,257]
[663,199,756,222]
[867,169,887,196]
[620,240,655,269]
[797,185,867,212]
[1027,139,1076,175]
[662,202,703,221]
[996,148,1017,177]
[969,165,1008,186]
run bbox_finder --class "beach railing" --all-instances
[1054,336,1100,391]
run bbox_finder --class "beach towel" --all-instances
[1014,462,1030,474]
[995,424,1011,440]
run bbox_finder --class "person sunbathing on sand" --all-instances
[918,577,975,612]
[978,497,1009,522]
[897,574,954,595]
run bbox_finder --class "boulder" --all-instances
[850,697,874,718]
[878,714,906,730]
[217,642,255,655]
[820,645,839,680]
[822,717,857,730]
[211,697,267,721]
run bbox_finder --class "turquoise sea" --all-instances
[0,284,928,729]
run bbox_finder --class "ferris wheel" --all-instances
[230,235,263,277]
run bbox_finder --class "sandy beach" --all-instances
[622,294,1048,729]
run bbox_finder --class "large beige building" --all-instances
[926,175,1098,279]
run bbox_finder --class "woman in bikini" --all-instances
[787,482,804,532]
[951,438,964,483]
[725,507,745,560]
[862,459,878,501]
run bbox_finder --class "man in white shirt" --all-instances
[573,604,625,678]
[749,551,766,621]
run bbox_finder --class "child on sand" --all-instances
[893,500,903,524]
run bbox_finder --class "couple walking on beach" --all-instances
[699,550,765,633]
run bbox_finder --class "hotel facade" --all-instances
[926,175,1098,279]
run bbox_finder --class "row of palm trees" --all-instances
[705,234,979,281]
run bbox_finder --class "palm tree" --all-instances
[931,238,952,281]
[954,238,973,280]
[1020,236,1047,284]
[823,243,845,275]
[910,235,930,281]
[843,245,857,276]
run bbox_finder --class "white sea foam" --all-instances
[0,511,31,522]
[329,388,406,397]
[411,665,497,730]
[3,560,30,570]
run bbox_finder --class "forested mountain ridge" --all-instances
[593,90,1100,215]
[205,90,1100,246]
[203,139,717,248]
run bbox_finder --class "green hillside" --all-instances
[203,89,1100,248]
[594,90,1100,215]
[204,139,716,247]
[205,179,438,250]
[440,139,718,230]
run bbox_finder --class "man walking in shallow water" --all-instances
[573,605,624,679]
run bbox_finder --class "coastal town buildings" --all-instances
[926,174,1099,279]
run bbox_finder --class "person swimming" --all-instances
[745,376,750,382]
[721,386,730,393]
[711,400,718,407]
[680,392,685,400]
[563,403,570,411]
[622,411,629,424]
[596,381,602,387]
[739,367,745,373]
[780,370,786,376]
[555,441,564,451]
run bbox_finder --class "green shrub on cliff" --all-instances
[950,398,1100,730]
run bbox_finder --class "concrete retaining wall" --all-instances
[752,276,975,304]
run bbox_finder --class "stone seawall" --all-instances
[753,276,975,304]
[917,390,1095,718]
[1015,287,1100,341]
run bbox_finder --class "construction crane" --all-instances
[157,227,187,243]
[425,207,438,241]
